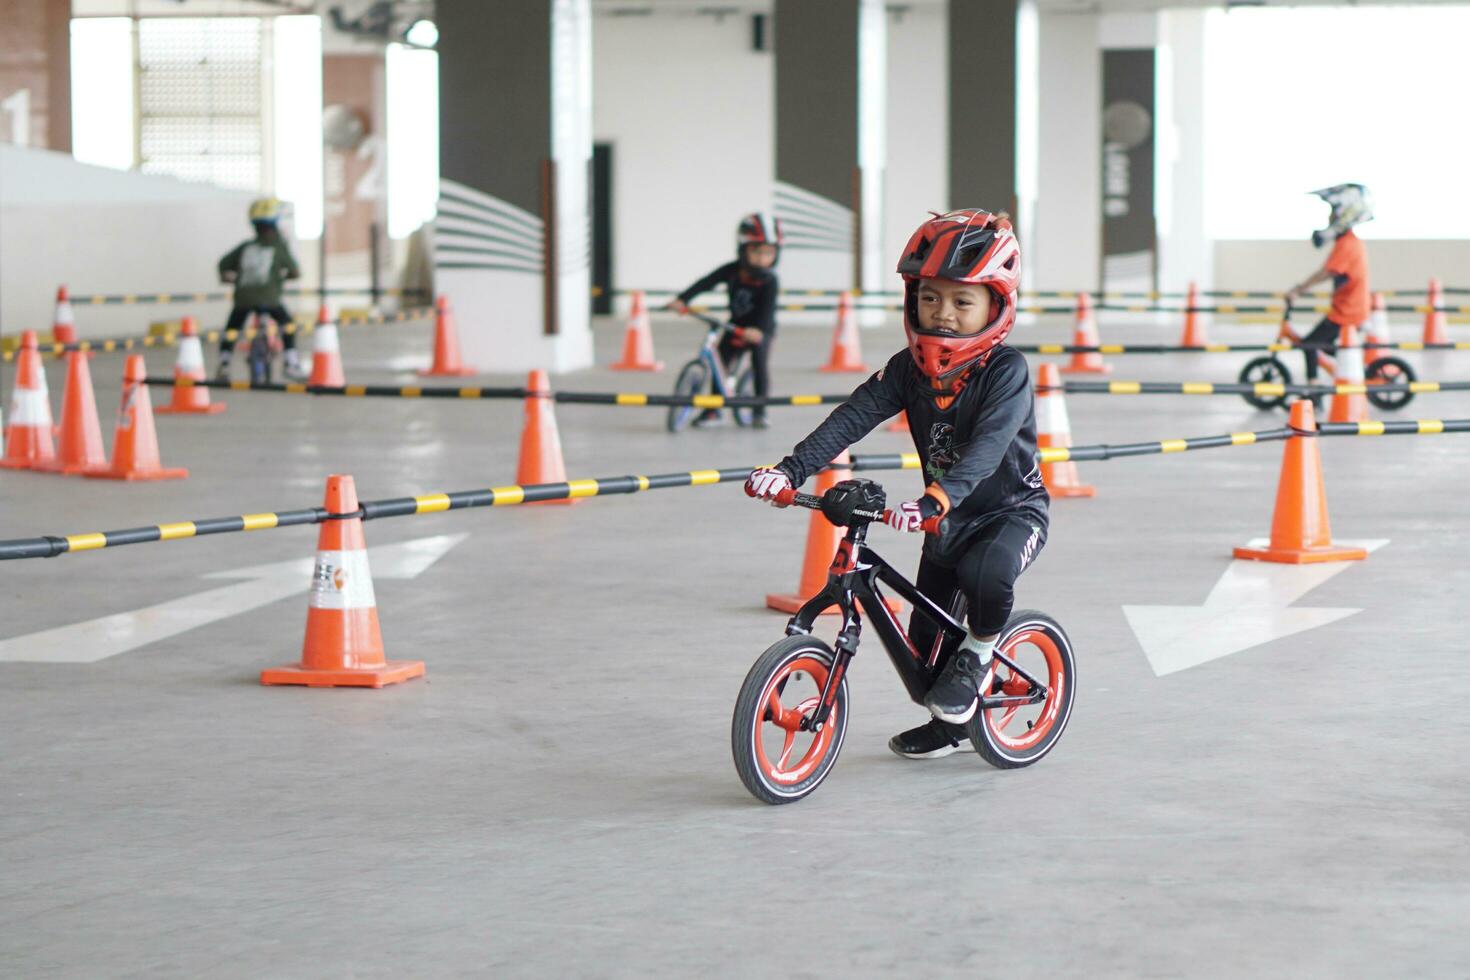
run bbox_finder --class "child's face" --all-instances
[743,244,778,269]
[917,278,993,334]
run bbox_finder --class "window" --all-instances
[1204,6,1470,240]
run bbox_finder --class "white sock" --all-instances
[959,632,996,665]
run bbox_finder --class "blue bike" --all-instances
[666,311,756,433]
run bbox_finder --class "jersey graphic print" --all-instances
[926,422,958,481]
[239,243,276,288]
[729,286,756,320]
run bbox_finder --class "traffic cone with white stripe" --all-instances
[1061,292,1110,374]
[1234,400,1367,564]
[1423,277,1448,345]
[261,474,425,688]
[517,369,575,505]
[819,291,867,372]
[85,355,187,480]
[52,285,77,345]
[1035,362,1095,498]
[37,351,106,474]
[308,304,346,387]
[1179,281,1208,348]
[156,316,226,415]
[0,331,57,470]
[419,294,476,377]
[1364,293,1390,368]
[765,450,900,615]
[610,290,663,371]
[1328,323,1370,424]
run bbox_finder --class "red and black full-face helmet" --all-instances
[737,212,784,273]
[896,209,1020,389]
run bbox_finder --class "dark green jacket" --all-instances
[219,237,299,309]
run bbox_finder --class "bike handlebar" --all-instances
[756,486,941,534]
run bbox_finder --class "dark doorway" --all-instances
[592,142,613,315]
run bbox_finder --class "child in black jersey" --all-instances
[669,212,782,429]
[746,209,1048,760]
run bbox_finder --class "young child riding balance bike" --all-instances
[746,209,1049,759]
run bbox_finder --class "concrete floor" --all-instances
[2,311,1468,977]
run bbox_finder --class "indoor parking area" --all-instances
[2,0,1468,975]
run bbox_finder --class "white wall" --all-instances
[884,4,946,282]
[0,144,256,339]
[592,10,773,298]
[1214,239,1470,293]
[1033,11,1099,291]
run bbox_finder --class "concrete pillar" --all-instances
[436,0,592,372]
[948,0,1038,282]
[0,0,71,151]
[1034,11,1100,291]
[773,0,886,293]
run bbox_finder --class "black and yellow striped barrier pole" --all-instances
[144,375,1470,404]
[1,308,435,362]
[0,453,922,561]
[1040,418,1470,464]
[67,287,432,305]
[1016,340,1470,355]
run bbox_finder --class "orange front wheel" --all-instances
[731,636,850,805]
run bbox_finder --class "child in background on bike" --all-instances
[746,209,1049,760]
[1284,184,1373,391]
[217,197,305,381]
[668,213,782,429]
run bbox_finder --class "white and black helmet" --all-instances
[1310,183,1373,247]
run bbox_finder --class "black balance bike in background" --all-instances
[1236,302,1415,412]
[666,311,756,433]
[731,479,1076,805]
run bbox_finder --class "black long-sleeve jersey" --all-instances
[676,262,779,336]
[776,345,1049,566]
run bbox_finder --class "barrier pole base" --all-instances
[1048,484,1096,499]
[417,367,477,378]
[84,466,188,481]
[260,660,426,688]
[156,403,227,416]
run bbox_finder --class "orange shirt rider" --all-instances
[1323,229,1370,327]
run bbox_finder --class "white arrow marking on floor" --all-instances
[1123,539,1389,676]
[0,533,467,665]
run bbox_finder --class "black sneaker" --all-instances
[924,650,990,724]
[888,718,968,760]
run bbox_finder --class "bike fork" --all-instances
[805,605,861,733]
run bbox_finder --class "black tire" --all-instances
[1365,356,1416,411]
[667,359,708,433]
[733,367,756,428]
[1238,356,1291,410]
[732,636,850,805]
[967,610,1076,769]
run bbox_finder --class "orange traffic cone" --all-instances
[1423,277,1448,345]
[516,369,574,505]
[85,354,187,481]
[308,305,346,387]
[610,290,663,371]
[1061,292,1110,374]
[52,285,77,345]
[156,316,227,415]
[1179,281,1208,348]
[1364,293,1390,368]
[887,410,910,433]
[261,474,425,688]
[1233,400,1367,564]
[37,351,106,474]
[0,331,58,470]
[1035,363,1095,498]
[419,294,476,377]
[766,451,900,615]
[1327,323,1370,424]
[819,291,867,373]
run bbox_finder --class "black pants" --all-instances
[222,305,295,354]
[717,334,770,415]
[907,514,1046,663]
[1300,316,1340,384]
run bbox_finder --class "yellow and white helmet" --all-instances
[1310,184,1372,247]
[248,197,283,224]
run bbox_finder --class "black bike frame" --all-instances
[781,512,1049,730]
